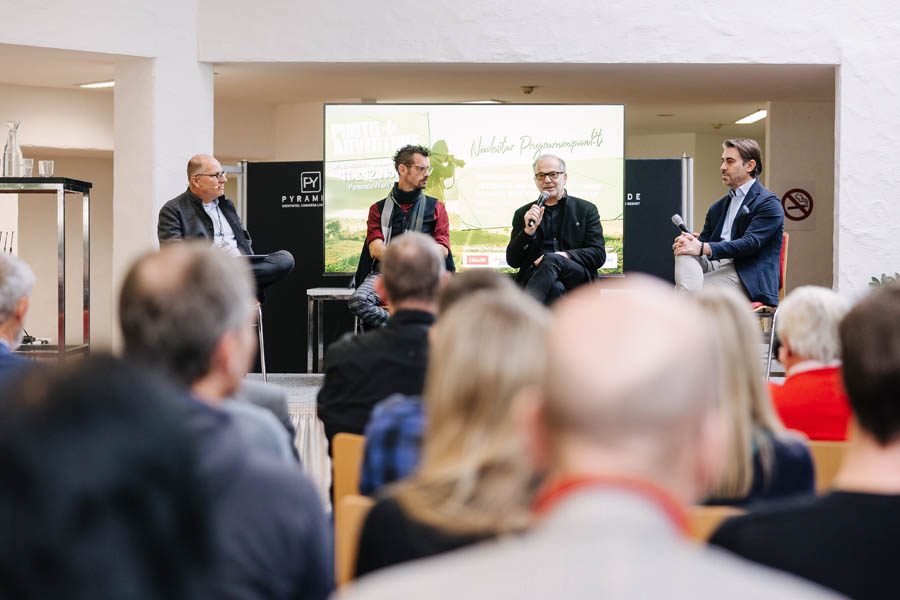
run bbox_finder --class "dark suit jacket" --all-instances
[699,180,784,306]
[158,189,253,255]
[316,310,433,442]
[505,194,606,284]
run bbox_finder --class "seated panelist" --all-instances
[157,153,294,301]
[506,154,606,304]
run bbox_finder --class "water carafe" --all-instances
[2,121,23,177]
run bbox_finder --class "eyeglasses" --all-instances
[195,172,227,180]
[534,171,565,181]
[406,165,434,175]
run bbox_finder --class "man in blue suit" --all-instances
[674,138,784,306]
[0,253,34,387]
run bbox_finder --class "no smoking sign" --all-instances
[781,188,814,222]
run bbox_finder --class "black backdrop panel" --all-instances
[246,161,354,373]
[623,159,684,284]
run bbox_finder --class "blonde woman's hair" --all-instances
[696,287,785,500]
[393,289,549,536]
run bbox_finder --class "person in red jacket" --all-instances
[769,286,851,441]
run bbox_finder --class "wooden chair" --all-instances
[688,505,745,542]
[332,433,366,505]
[809,440,848,494]
[334,494,375,588]
[752,231,789,380]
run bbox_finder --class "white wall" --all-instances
[274,102,325,160]
[627,133,695,160]
[0,83,112,151]
[215,99,277,161]
[199,1,841,64]
[3,0,195,57]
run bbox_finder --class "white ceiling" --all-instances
[0,43,834,139]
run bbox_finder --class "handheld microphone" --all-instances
[671,214,691,235]
[528,192,551,228]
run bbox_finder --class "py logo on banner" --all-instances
[282,170,324,208]
[301,171,321,193]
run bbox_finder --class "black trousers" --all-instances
[522,252,590,304]
[248,250,294,301]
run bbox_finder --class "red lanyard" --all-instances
[532,474,690,537]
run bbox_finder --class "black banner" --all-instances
[246,161,353,373]
[623,159,684,284]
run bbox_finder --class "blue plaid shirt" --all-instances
[359,394,425,496]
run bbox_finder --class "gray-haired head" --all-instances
[776,286,849,363]
[119,243,255,387]
[0,253,35,324]
[532,154,567,173]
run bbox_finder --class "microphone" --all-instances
[528,192,551,228]
[671,214,691,235]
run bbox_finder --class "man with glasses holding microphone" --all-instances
[158,154,294,301]
[349,145,453,329]
[506,154,606,303]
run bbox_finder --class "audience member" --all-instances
[0,356,214,599]
[0,253,35,388]
[359,269,520,495]
[318,232,445,444]
[711,283,900,600]
[354,290,549,576]
[120,243,330,600]
[698,288,815,507]
[769,286,851,440]
[121,243,293,463]
[340,278,837,599]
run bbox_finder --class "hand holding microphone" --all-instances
[671,214,691,235]
[671,214,704,257]
[527,192,551,230]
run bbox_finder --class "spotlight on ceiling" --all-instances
[735,109,767,125]
[78,80,115,89]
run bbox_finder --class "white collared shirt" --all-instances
[202,199,241,257]
[713,178,755,267]
[787,358,842,378]
[720,178,755,243]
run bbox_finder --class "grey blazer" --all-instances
[341,488,842,600]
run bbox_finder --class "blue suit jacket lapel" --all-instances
[731,181,761,239]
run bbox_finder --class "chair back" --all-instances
[334,494,375,587]
[688,505,745,542]
[778,231,790,301]
[332,433,366,504]
[809,440,847,493]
